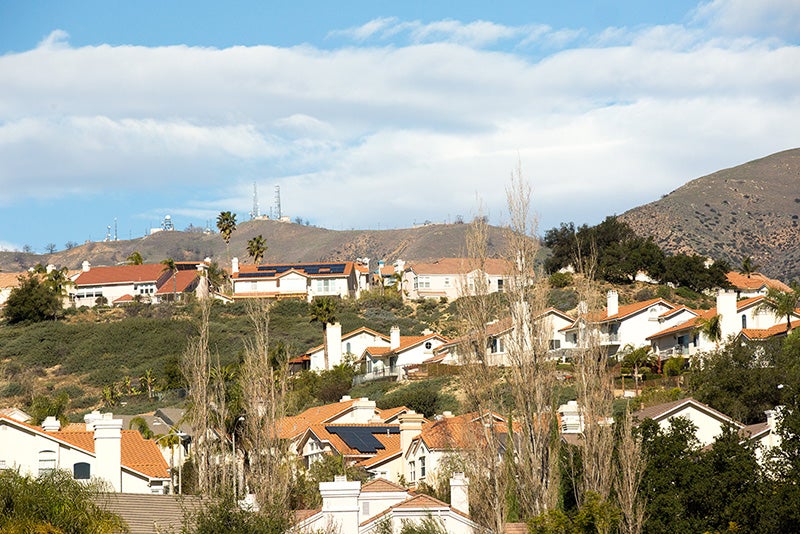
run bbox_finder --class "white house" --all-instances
[299,326,391,372]
[0,272,27,309]
[356,329,449,382]
[725,271,792,299]
[631,397,743,447]
[0,411,170,494]
[70,261,206,307]
[648,291,800,359]
[294,475,479,534]
[560,292,694,357]
[402,258,511,301]
[230,259,360,301]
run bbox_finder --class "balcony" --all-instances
[352,367,401,385]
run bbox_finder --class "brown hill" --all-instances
[0,220,514,273]
[620,148,800,282]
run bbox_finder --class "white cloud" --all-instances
[0,15,798,238]
[692,0,800,40]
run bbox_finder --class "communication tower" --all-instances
[273,185,282,220]
[161,215,174,231]
[250,182,260,220]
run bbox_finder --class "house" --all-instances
[560,291,693,357]
[293,325,391,372]
[435,308,576,367]
[230,259,360,301]
[278,396,411,457]
[648,291,800,359]
[402,257,512,301]
[741,408,783,464]
[403,411,516,488]
[96,493,204,534]
[355,328,449,383]
[70,261,207,307]
[375,259,405,287]
[0,271,27,308]
[0,411,170,494]
[294,474,480,534]
[726,271,792,299]
[631,397,743,447]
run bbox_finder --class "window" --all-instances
[362,501,370,516]
[444,277,451,287]
[0,460,6,469]
[415,276,431,290]
[38,450,56,476]
[346,342,352,354]
[489,337,505,354]
[73,462,91,480]
[316,279,334,293]
[741,315,747,329]
[420,456,426,479]
[409,461,416,482]
[497,278,504,292]
[424,341,433,350]
[549,339,561,350]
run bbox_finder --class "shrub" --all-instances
[0,382,25,398]
[664,357,686,377]
[548,288,579,311]
[549,272,573,289]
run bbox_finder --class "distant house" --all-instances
[70,261,207,307]
[355,328,449,383]
[0,271,27,308]
[0,411,170,494]
[291,326,391,372]
[402,258,511,301]
[726,271,792,299]
[631,397,743,447]
[560,291,693,357]
[230,259,360,302]
[648,291,800,358]
[294,474,479,534]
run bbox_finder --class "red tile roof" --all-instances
[361,478,407,493]
[74,264,167,286]
[304,424,400,457]
[409,257,512,276]
[277,398,361,439]
[603,298,674,322]
[726,272,791,293]
[414,412,516,451]
[154,270,199,294]
[740,320,800,340]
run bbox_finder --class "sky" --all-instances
[0,0,799,253]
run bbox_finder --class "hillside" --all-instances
[620,148,800,281]
[0,221,514,273]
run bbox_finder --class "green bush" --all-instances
[663,357,685,377]
[376,378,459,418]
[549,272,573,289]
[0,382,25,398]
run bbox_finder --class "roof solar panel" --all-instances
[326,426,400,454]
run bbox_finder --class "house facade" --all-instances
[0,411,170,494]
[631,397,743,447]
[356,329,449,383]
[230,259,360,301]
[402,258,511,301]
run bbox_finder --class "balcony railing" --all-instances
[353,367,401,385]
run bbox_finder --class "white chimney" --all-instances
[351,397,378,424]
[450,472,470,514]
[84,410,103,431]
[390,326,401,350]
[340,395,352,402]
[82,260,91,272]
[326,322,343,369]
[607,290,619,317]
[231,257,239,275]
[716,290,739,339]
[399,411,425,458]
[319,476,361,533]
[93,413,123,492]
[41,416,61,432]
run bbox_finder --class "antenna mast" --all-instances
[250,182,260,220]
[273,185,282,220]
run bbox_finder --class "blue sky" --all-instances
[0,0,798,253]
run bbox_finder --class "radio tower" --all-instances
[273,185,282,220]
[250,182,260,220]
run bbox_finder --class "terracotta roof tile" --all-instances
[726,272,791,292]
[361,478,407,493]
[74,264,167,286]
[409,257,512,276]
[0,272,27,288]
[277,399,359,439]
[741,320,800,340]
[603,298,674,322]
[155,270,199,294]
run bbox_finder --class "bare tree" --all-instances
[182,300,213,494]
[502,166,561,519]
[616,406,646,534]
[239,298,292,523]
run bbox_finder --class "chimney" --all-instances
[41,416,61,432]
[716,290,738,339]
[231,257,239,275]
[326,322,343,369]
[450,472,470,514]
[319,476,361,533]
[350,397,378,424]
[766,409,778,430]
[441,411,454,418]
[340,395,352,402]
[82,260,91,272]
[390,326,401,350]
[84,410,103,431]
[399,411,425,456]
[93,413,123,492]
[607,290,619,317]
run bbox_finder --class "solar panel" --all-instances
[326,426,400,454]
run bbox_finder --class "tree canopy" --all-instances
[2,273,62,324]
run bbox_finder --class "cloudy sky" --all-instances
[0,0,798,253]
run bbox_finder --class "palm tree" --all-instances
[696,313,723,350]
[246,234,267,264]
[739,256,759,278]
[310,296,338,370]
[206,261,229,293]
[621,345,652,395]
[140,368,157,399]
[216,211,238,253]
[126,251,144,265]
[161,258,178,302]
[156,428,183,494]
[757,285,800,332]
[129,416,154,439]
